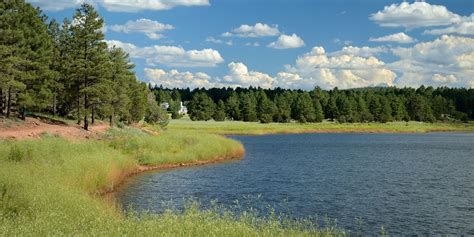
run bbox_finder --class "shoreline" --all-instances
[99,143,245,197]
[178,128,474,137]
[167,120,474,136]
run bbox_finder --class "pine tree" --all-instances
[169,100,183,119]
[313,98,324,122]
[226,92,241,120]
[311,87,329,110]
[240,93,258,122]
[379,96,393,123]
[293,92,316,123]
[256,91,274,123]
[47,19,64,115]
[356,95,372,122]
[129,82,148,123]
[326,95,338,121]
[368,95,382,122]
[213,100,226,121]
[188,92,215,121]
[69,3,108,130]
[336,95,354,123]
[407,95,435,122]
[107,46,134,126]
[274,92,292,123]
[0,0,53,119]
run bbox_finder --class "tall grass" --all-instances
[166,118,474,135]
[0,129,342,235]
[104,127,244,165]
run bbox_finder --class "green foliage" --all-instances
[256,91,274,123]
[144,92,169,127]
[240,93,258,122]
[0,0,53,118]
[188,92,216,121]
[168,100,183,119]
[213,100,227,121]
[129,82,148,123]
[274,93,292,123]
[1,2,151,126]
[226,93,241,120]
[313,99,324,122]
[293,92,316,123]
[407,95,435,122]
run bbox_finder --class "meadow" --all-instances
[0,128,344,236]
[166,117,474,135]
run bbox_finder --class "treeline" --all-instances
[0,1,167,129]
[151,86,474,123]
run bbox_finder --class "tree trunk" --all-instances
[6,87,12,118]
[76,85,81,125]
[83,94,89,130]
[20,107,26,120]
[52,92,57,116]
[0,88,4,115]
[109,109,114,127]
[91,105,95,125]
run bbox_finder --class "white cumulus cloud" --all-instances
[424,14,474,36]
[145,68,216,88]
[105,40,224,68]
[370,2,461,29]
[222,23,280,38]
[145,62,274,89]
[222,62,274,88]
[109,19,173,40]
[274,46,396,89]
[267,34,305,49]
[369,32,417,44]
[331,46,388,57]
[389,35,474,88]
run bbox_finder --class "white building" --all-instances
[160,102,169,110]
[179,102,188,114]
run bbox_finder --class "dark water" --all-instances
[116,133,474,235]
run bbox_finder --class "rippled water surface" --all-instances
[116,133,474,235]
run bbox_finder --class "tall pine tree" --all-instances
[69,3,108,130]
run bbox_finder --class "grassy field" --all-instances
[166,118,474,135]
[0,128,344,236]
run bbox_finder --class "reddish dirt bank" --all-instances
[0,117,109,140]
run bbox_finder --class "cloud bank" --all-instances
[109,19,173,40]
[105,40,224,67]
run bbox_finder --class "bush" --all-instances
[145,102,170,127]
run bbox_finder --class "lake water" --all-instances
[116,133,474,235]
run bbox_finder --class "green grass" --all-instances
[104,127,244,165]
[167,117,474,135]
[0,128,343,236]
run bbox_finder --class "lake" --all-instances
[116,133,474,235]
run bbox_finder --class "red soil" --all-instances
[0,117,109,140]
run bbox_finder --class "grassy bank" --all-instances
[166,118,474,135]
[0,129,342,236]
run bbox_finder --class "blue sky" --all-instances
[29,0,473,89]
